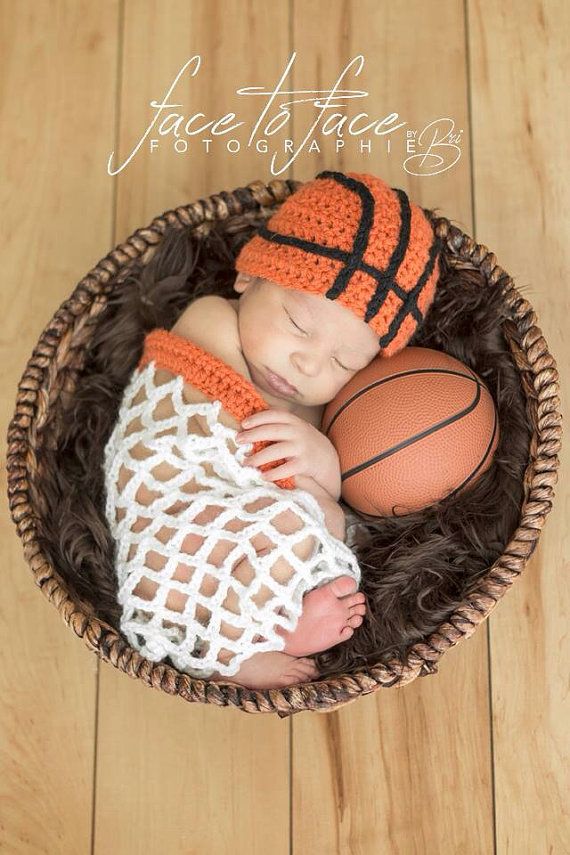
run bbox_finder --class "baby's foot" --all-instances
[275,576,366,657]
[209,650,320,690]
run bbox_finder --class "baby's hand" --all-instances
[235,408,341,499]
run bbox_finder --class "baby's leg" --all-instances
[209,650,319,690]
[212,489,364,670]
[264,475,365,656]
[205,499,327,686]
[117,395,353,680]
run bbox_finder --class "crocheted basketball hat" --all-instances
[234,170,444,358]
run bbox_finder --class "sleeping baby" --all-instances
[102,169,443,690]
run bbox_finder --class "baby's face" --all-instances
[233,273,381,406]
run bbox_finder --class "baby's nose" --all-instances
[292,354,321,375]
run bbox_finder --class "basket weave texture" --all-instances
[6,177,562,717]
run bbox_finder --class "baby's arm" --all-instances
[309,440,342,503]
[295,474,346,543]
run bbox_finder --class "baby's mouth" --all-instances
[263,368,299,396]
[242,353,299,397]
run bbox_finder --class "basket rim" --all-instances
[6,175,563,717]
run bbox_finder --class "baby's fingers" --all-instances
[241,408,292,428]
[259,459,300,482]
[236,423,292,446]
[243,441,296,469]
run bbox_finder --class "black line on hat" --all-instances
[256,170,441,347]
[315,171,376,299]
[317,177,424,340]
[257,223,418,309]
[363,187,411,324]
[377,235,445,349]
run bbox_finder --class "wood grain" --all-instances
[290,2,494,852]
[0,1,119,852]
[96,2,293,854]
[1,1,567,852]
[469,2,570,852]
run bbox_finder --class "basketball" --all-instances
[321,347,500,517]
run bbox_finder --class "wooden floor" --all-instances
[1,1,568,852]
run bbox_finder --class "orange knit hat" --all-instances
[234,170,444,358]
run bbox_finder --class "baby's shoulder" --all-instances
[171,294,235,339]
[171,295,248,377]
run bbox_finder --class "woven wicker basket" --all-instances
[6,177,562,717]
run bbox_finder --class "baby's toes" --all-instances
[330,576,359,598]
[347,614,364,629]
[348,592,366,606]
[349,602,367,617]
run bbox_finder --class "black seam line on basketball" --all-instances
[340,380,482,482]
[323,368,491,438]
[437,406,500,502]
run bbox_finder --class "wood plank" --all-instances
[0,1,119,851]
[3,2,566,852]
[94,3,294,853]
[290,2,495,852]
[469,1,570,852]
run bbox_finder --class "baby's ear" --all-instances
[234,272,255,293]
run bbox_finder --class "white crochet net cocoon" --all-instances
[103,362,361,679]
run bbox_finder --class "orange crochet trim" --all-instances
[137,328,296,490]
